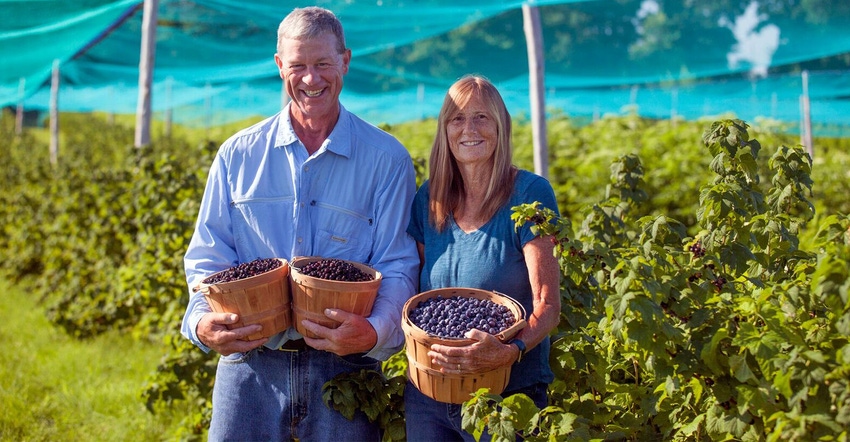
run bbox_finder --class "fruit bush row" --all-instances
[1,110,849,440]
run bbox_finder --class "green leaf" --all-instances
[689,377,704,403]
[501,394,540,432]
[547,411,577,437]
[729,354,756,383]
[679,413,705,437]
[701,328,729,375]
[706,404,750,439]
[489,407,517,441]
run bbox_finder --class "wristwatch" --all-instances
[508,338,526,363]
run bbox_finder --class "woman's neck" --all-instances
[458,163,490,199]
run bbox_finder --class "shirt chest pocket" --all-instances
[230,196,295,257]
[310,200,374,263]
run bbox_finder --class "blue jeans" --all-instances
[404,381,548,442]
[208,347,381,441]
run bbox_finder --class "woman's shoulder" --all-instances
[514,169,555,194]
[412,180,431,204]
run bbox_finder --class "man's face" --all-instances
[275,32,350,123]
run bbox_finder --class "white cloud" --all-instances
[632,0,660,34]
[720,0,781,78]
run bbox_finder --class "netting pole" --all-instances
[165,76,173,138]
[135,0,158,148]
[205,82,212,140]
[800,70,813,159]
[671,87,678,126]
[15,78,24,135]
[107,86,115,125]
[523,2,548,179]
[49,60,59,167]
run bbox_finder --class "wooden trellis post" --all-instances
[523,2,548,179]
[135,0,158,148]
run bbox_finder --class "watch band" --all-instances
[508,338,526,363]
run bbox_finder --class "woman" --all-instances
[405,75,562,441]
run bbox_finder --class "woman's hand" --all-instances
[427,328,518,374]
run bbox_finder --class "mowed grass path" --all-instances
[0,278,190,441]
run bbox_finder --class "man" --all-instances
[181,7,418,441]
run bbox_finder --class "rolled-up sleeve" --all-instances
[181,152,239,352]
[364,154,419,360]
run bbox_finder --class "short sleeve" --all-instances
[406,181,429,244]
[515,172,559,246]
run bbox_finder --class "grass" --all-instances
[0,278,192,441]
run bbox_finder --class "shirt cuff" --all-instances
[181,296,213,353]
[365,314,404,361]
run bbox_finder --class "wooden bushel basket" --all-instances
[289,256,382,338]
[401,287,527,404]
[196,258,291,341]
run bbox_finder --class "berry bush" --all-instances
[2,109,849,441]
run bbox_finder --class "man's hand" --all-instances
[197,312,268,355]
[300,309,377,355]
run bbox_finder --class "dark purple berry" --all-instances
[298,258,374,282]
[202,258,282,284]
[409,295,517,339]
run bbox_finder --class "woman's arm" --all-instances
[428,234,561,373]
[510,234,561,351]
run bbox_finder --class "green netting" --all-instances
[2,0,850,135]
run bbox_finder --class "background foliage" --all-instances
[1,108,848,440]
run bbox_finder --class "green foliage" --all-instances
[2,108,850,440]
[323,369,407,442]
[0,279,189,440]
[471,119,850,441]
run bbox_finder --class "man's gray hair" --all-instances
[277,6,347,54]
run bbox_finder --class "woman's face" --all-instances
[446,94,498,167]
[275,32,350,124]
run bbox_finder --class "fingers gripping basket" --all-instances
[402,287,527,404]
[289,256,382,338]
[196,258,292,341]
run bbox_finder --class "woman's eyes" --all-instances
[451,114,488,123]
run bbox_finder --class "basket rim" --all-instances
[195,258,289,293]
[402,287,527,343]
[289,255,382,285]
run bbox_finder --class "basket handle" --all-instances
[491,290,528,341]
[192,283,215,294]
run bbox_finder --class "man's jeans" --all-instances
[404,381,548,442]
[208,346,381,441]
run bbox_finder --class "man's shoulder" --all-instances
[345,111,409,159]
[220,113,280,152]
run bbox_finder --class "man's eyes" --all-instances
[288,63,332,71]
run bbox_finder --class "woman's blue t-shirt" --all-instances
[407,169,560,390]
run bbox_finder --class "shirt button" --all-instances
[304,166,310,172]
[300,202,305,208]
[297,237,303,243]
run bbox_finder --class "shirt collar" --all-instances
[275,103,353,159]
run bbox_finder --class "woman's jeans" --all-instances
[404,381,549,442]
[208,346,381,442]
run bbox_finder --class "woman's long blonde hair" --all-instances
[428,75,516,232]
